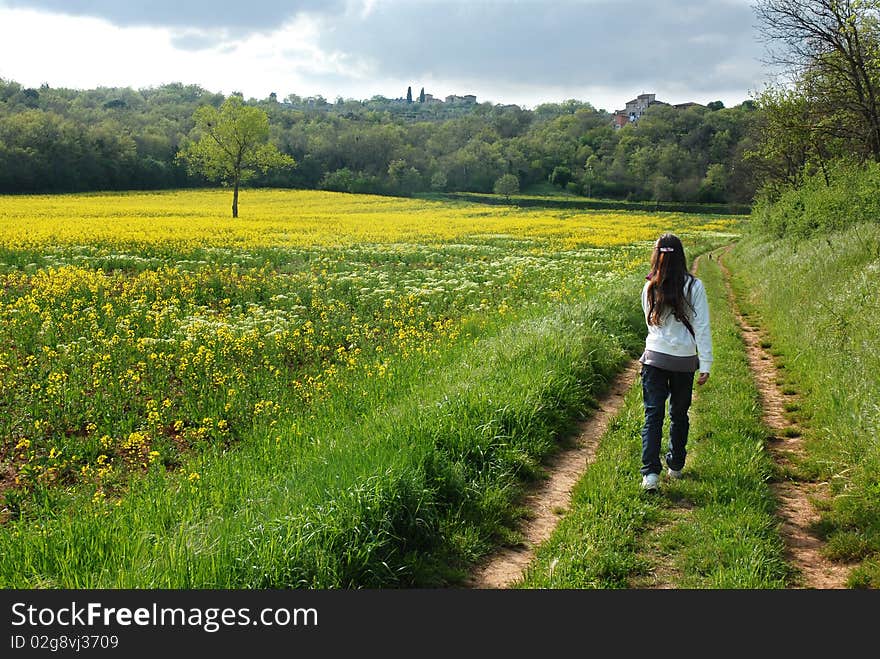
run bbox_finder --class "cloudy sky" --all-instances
[0,0,770,111]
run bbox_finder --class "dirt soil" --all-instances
[717,248,852,589]
[464,360,641,588]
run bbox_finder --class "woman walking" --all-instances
[639,233,712,491]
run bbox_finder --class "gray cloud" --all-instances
[170,31,226,51]
[314,0,764,99]
[1,0,766,102]
[2,0,345,31]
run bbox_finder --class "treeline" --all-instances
[0,78,758,204]
[0,82,217,192]
[748,0,880,237]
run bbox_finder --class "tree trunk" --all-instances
[232,177,239,218]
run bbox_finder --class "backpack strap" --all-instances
[681,276,696,339]
[681,315,696,339]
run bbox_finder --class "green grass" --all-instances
[517,251,789,588]
[727,222,880,587]
[0,272,649,587]
[0,202,733,588]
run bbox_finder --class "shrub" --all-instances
[750,160,880,238]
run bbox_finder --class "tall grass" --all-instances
[0,270,649,587]
[727,222,880,587]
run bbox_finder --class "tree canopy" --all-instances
[750,0,880,197]
[177,96,294,217]
[493,173,520,200]
[742,0,880,241]
[0,78,758,206]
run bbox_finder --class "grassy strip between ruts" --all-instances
[0,272,648,588]
[517,250,790,588]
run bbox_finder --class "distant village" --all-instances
[397,87,478,105]
[403,89,705,128]
[299,87,707,125]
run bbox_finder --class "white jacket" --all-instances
[641,277,713,373]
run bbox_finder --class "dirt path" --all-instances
[464,359,641,589]
[716,247,852,589]
[466,248,851,590]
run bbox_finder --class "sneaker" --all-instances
[667,467,683,479]
[641,473,660,491]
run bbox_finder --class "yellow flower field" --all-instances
[0,189,737,502]
[0,188,734,251]
[0,188,741,587]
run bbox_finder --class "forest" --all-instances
[0,79,758,205]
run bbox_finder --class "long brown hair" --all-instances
[646,233,695,333]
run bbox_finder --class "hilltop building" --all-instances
[612,93,704,129]
[444,94,477,104]
[396,88,477,105]
[612,93,667,128]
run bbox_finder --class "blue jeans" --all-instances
[640,364,695,476]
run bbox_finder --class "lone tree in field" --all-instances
[178,95,295,218]
[493,173,520,201]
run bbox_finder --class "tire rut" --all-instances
[716,246,853,589]
[463,360,641,589]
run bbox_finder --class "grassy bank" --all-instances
[518,252,788,588]
[727,223,880,587]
